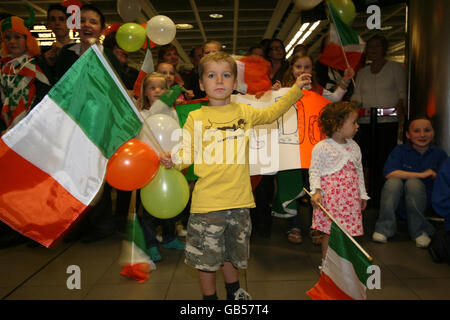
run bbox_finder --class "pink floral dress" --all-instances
[309,139,369,236]
[311,160,363,236]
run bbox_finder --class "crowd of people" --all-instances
[0,2,449,300]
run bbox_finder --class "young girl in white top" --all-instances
[309,101,370,260]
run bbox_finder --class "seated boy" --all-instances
[372,116,448,248]
[160,51,311,300]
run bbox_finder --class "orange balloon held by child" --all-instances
[105,139,160,191]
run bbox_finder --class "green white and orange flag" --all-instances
[318,3,365,71]
[307,222,372,300]
[0,45,143,247]
[119,190,156,283]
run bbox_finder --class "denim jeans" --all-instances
[375,177,435,239]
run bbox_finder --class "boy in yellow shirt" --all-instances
[160,51,311,300]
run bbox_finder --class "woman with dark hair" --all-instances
[265,38,290,85]
[157,44,185,85]
[53,4,122,83]
[352,34,406,206]
[43,4,72,67]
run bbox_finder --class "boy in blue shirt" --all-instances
[372,116,447,248]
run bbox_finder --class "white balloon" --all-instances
[117,0,141,22]
[146,15,176,45]
[294,0,323,10]
[143,113,181,153]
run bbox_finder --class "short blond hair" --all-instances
[140,72,168,110]
[203,40,222,52]
[198,51,237,80]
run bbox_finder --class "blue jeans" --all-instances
[375,178,435,239]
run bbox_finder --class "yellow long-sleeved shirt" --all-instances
[175,85,303,213]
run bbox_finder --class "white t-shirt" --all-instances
[352,60,406,109]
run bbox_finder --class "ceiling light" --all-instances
[176,23,194,29]
[209,13,223,19]
[285,23,310,52]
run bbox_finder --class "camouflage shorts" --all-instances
[184,208,251,272]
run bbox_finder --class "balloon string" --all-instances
[141,119,165,154]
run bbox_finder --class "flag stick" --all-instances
[303,188,373,262]
[128,190,137,265]
[141,119,165,154]
[326,1,356,87]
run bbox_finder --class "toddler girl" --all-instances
[137,71,185,261]
[156,62,194,104]
[309,101,369,262]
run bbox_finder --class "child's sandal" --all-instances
[310,230,323,246]
[287,228,302,244]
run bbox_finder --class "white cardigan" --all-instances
[309,138,370,200]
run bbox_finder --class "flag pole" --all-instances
[326,1,356,87]
[303,188,373,262]
[141,120,165,154]
[128,189,137,265]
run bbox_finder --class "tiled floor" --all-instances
[1,208,449,300]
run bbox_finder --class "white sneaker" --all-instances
[372,232,387,244]
[415,233,431,248]
[234,288,252,300]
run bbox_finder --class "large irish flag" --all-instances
[0,45,143,248]
[307,222,372,300]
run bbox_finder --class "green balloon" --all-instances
[115,23,146,52]
[328,0,356,25]
[140,166,190,219]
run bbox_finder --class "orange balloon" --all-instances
[106,139,160,191]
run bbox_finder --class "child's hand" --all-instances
[296,73,312,89]
[272,80,281,91]
[310,192,322,209]
[343,67,354,81]
[422,168,437,179]
[361,199,367,211]
[175,98,184,105]
[185,90,195,100]
[160,152,175,169]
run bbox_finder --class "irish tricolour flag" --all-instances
[307,223,372,300]
[0,45,143,247]
[119,190,156,283]
[318,3,365,72]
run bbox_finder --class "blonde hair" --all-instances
[203,40,222,52]
[139,72,168,110]
[198,51,237,80]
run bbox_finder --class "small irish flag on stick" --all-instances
[304,188,373,300]
[120,190,156,283]
[307,222,372,300]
